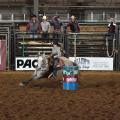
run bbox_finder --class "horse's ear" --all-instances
[38,52,41,56]
[42,52,46,58]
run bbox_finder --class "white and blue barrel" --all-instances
[63,66,79,90]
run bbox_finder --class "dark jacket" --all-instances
[108,22,116,34]
[50,17,63,32]
[67,21,80,33]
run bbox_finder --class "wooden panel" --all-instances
[19,25,27,32]
[67,25,108,33]
[80,26,108,32]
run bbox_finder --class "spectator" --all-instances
[50,16,63,39]
[108,18,116,33]
[40,16,51,39]
[107,18,116,40]
[67,15,80,33]
[51,16,63,32]
[27,14,41,33]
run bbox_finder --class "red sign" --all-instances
[0,40,6,70]
[63,76,78,83]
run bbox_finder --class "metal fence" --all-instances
[0,26,11,70]
[0,22,118,71]
[9,30,119,71]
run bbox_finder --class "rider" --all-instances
[48,41,62,79]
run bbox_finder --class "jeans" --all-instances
[53,58,59,76]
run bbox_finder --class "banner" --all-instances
[0,40,6,70]
[69,57,113,71]
[16,57,38,70]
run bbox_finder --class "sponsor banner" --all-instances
[63,66,79,76]
[69,57,113,71]
[63,76,78,83]
[16,57,38,70]
[0,40,6,70]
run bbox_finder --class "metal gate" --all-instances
[65,30,119,71]
[0,26,10,70]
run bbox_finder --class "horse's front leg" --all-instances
[19,68,40,87]
[19,77,33,87]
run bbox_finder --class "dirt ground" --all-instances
[0,71,120,120]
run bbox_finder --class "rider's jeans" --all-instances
[53,58,59,76]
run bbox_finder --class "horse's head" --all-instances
[37,52,49,70]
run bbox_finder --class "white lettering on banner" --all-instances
[16,57,38,70]
[65,77,77,82]
[74,70,78,75]
[69,57,113,71]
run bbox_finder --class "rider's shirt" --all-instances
[52,46,62,58]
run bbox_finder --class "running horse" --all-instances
[19,52,49,86]
[19,53,77,86]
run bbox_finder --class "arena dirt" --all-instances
[0,71,120,120]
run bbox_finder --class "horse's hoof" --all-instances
[19,82,24,87]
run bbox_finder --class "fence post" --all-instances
[64,33,69,56]
[117,25,120,71]
[114,25,119,71]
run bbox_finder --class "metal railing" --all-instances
[66,31,119,70]
[14,32,65,57]
[13,31,119,70]
[0,23,117,71]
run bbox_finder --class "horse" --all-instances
[19,52,49,86]
[19,52,78,86]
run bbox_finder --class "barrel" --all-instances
[63,66,79,90]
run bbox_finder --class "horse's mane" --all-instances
[36,53,49,70]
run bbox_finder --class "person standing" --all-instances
[50,16,63,39]
[41,15,51,38]
[67,15,80,33]
[107,18,116,40]
[27,14,41,33]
